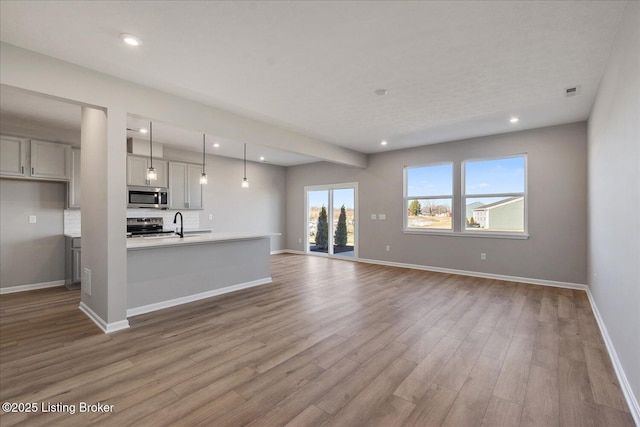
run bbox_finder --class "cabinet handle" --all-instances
[31,167,34,175]
[185,202,189,208]
[21,166,24,174]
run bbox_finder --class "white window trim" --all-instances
[403,162,454,232]
[461,154,528,237]
[402,155,528,239]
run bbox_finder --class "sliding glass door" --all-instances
[306,183,357,259]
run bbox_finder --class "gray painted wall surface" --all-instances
[287,122,588,284]
[0,179,65,287]
[163,146,287,251]
[127,237,270,310]
[588,0,639,409]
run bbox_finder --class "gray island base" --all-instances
[126,233,276,317]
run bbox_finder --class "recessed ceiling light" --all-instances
[120,33,141,47]
[139,128,148,134]
[380,140,388,146]
[212,143,220,148]
[259,156,265,162]
[509,117,519,123]
[374,89,388,96]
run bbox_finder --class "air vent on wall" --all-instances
[565,85,581,97]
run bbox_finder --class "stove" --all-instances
[126,217,175,238]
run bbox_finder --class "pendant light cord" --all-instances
[244,144,247,178]
[149,121,153,168]
[202,134,206,174]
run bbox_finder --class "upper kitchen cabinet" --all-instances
[0,136,27,177]
[126,155,168,188]
[30,139,71,180]
[169,161,203,210]
[67,148,81,209]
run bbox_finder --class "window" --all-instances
[404,163,453,230]
[463,155,526,233]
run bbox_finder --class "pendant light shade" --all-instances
[200,134,208,185]
[146,121,157,181]
[241,143,249,188]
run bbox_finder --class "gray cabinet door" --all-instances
[68,148,81,208]
[187,164,203,209]
[0,136,27,177]
[72,248,82,283]
[127,155,149,186]
[169,161,188,209]
[30,140,70,180]
[127,155,168,187]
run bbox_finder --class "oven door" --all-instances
[127,186,169,209]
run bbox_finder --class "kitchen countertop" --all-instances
[126,232,280,250]
[64,233,81,238]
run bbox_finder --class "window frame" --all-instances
[461,154,528,237]
[403,162,454,233]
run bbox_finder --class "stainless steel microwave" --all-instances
[127,186,169,209]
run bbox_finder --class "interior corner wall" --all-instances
[587,0,640,414]
[286,122,588,285]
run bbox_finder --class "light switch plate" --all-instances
[379,214,386,220]
[29,215,37,224]
[371,214,377,220]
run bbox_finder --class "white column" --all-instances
[79,106,128,332]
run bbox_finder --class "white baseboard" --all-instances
[0,280,65,295]
[79,302,130,334]
[283,249,306,255]
[126,277,273,318]
[357,258,588,290]
[271,249,287,255]
[585,289,640,425]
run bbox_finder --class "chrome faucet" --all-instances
[173,211,184,238]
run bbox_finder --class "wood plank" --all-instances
[480,396,522,427]
[520,365,559,427]
[441,355,502,427]
[402,383,458,427]
[393,336,462,403]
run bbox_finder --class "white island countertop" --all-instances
[126,232,280,250]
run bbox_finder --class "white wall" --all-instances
[588,0,640,417]
[287,122,589,285]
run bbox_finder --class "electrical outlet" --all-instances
[298,238,302,244]
[379,214,386,220]
[371,214,377,220]
[386,245,390,251]
[29,215,37,224]
[82,268,92,296]
[481,253,487,260]
[208,214,213,220]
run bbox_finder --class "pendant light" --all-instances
[146,121,157,181]
[200,134,208,185]
[241,143,249,188]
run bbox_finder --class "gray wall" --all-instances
[588,0,639,410]
[0,179,66,288]
[287,122,588,284]
[163,146,287,251]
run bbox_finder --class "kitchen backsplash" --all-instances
[64,210,81,235]
[63,209,201,235]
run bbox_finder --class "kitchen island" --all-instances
[126,232,278,317]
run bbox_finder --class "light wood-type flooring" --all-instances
[0,254,634,426]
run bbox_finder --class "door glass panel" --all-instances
[333,188,355,258]
[308,190,329,254]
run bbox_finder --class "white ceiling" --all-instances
[0,1,627,161]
